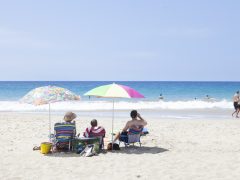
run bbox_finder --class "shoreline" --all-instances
[0,108,236,120]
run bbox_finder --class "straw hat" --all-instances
[64,112,77,122]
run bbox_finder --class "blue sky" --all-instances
[0,0,239,81]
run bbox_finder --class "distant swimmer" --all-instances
[232,91,240,118]
[203,95,210,101]
[159,94,164,100]
[203,95,216,102]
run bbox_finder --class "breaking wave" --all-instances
[0,100,233,112]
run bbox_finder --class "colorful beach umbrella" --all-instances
[84,83,144,145]
[20,86,80,105]
[20,86,80,140]
[84,83,144,98]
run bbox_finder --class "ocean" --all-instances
[0,81,239,113]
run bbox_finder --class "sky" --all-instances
[0,0,239,81]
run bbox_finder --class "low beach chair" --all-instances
[119,128,143,147]
[53,122,76,151]
[84,126,106,149]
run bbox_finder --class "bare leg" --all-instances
[232,110,237,117]
[113,132,120,143]
[236,109,240,118]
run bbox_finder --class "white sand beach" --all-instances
[1,112,240,180]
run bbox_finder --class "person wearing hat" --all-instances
[63,111,77,139]
[232,91,240,118]
[33,112,77,152]
[64,111,77,123]
[52,112,77,151]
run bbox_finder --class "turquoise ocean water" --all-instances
[0,81,239,101]
[0,81,239,113]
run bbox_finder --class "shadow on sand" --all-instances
[44,146,168,157]
[111,146,169,155]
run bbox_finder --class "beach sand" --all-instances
[1,112,240,180]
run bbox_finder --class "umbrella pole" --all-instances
[112,99,114,150]
[49,103,51,142]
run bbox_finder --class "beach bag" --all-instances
[80,144,96,157]
[107,143,120,150]
[76,143,85,154]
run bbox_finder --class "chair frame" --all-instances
[119,133,142,147]
[88,128,106,150]
[89,134,105,150]
[53,122,76,152]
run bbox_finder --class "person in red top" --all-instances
[83,119,106,138]
[83,119,106,149]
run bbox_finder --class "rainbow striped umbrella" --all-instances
[20,86,80,140]
[84,83,144,145]
[84,83,144,98]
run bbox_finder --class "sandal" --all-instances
[33,146,40,151]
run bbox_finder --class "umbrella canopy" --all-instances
[84,83,144,148]
[20,85,80,105]
[20,85,80,141]
[84,83,144,98]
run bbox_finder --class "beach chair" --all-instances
[119,128,143,147]
[53,122,76,151]
[84,126,106,150]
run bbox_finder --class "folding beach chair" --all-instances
[53,122,76,151]
[84,126,106,150]
[119,128,143,147]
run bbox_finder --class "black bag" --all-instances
[107,143,120,150]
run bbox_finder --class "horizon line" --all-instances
[0,80,239,82]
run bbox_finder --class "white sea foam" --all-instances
[0,100,233,112]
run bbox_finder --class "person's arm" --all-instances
[122,122,129,132]
[137,113,147,126]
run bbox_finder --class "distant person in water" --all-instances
[204,95,216,102]
[203,95,210,101]
[159,94,164,100]
[232,91,240,118]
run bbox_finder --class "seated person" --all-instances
[113,110,147,143]
[54,112,77,151]
[83,119,106,149]
[83,119,106,138]
[64,111,77,124]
